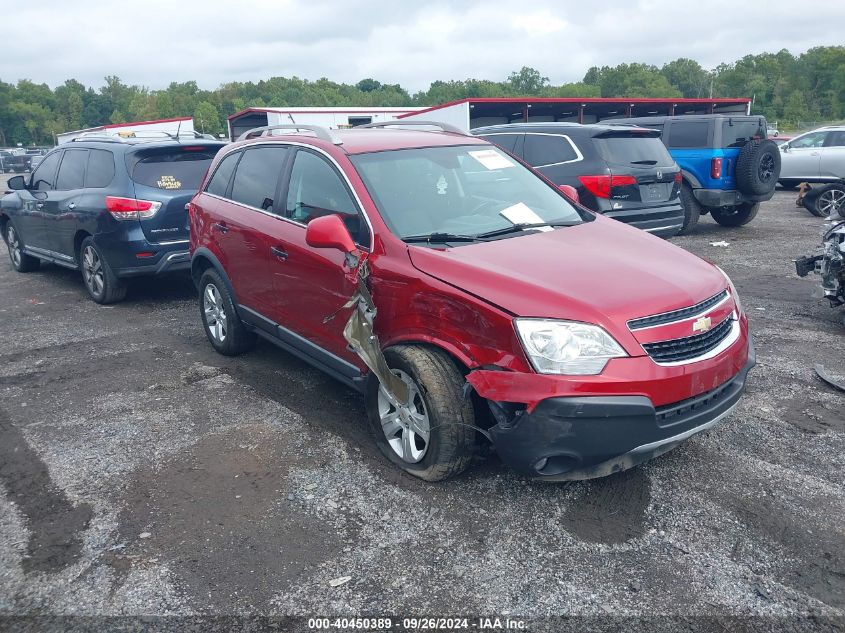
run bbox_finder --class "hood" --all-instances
[407,216,728,350]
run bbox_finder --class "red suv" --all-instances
[189,122,755,482]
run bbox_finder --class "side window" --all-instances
[86,149,115,188]
[824,131,845,147]
[523,135,579,167]
[229,146,289,211]
[479,134,520,154]
[205,151,240,197]
[791,132,828,149]
[286,150,369,246]
[55,149,88,191]
[666,121,710,148]
[30,151,62,191]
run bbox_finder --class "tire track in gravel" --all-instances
[0,408,93,574]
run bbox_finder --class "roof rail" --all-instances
[237,124,342,145]
[357,120,467,135]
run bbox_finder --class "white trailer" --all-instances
[228,107,427,140]
[56,117,195,144]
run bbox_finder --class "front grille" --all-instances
[641,316,734,363]
[628,290,728,330]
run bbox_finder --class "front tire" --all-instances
[80,237,126,304]
[198,269,255,356]
[5,224,40,272]
[678,183,701,234]
[806,183,845,218]
[366,345,475,482]
[710,203,760,227]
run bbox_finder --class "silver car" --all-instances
[778,126,845,189]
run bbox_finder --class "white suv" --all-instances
[778,126,845,189]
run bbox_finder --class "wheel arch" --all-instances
[73,230,92,261]
[681,169,703,189]
[380,335,475,375]
[191,247,239,303]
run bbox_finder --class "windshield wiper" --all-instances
[402,232,490,244]
[631,159,657,165]
[475,220,580,239]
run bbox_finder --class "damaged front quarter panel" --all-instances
[335,259,410,406]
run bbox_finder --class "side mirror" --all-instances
[781,143,789,152]
[559,184,580,204]
[305,214,356,254]
[6,175,26,190]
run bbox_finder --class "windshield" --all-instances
[350,144,586,241]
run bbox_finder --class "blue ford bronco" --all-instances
[611,115,781,233]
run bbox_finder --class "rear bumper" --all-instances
[476,335,755,480]
[597,200,685,237]
[694,188,774,207]
[114,250,190,277]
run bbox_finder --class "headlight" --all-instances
[715,265,743,314]
[515,319,627,375]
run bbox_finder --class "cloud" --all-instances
[1,0,842,94]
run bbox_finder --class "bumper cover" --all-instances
[694,188,774,208]
[486,337,756,480]
[114,250,190,278]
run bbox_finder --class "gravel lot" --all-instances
[0,180,843,626]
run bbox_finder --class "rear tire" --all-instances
[366,345,475,482]
[198,269,256,356]
[678,183,701,234]
[710,203,760,227]
[80,237,126,304]
[5,224,40,272]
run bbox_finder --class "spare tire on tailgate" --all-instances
[735,139,780,195]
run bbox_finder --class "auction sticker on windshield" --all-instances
[468,149,515,170]
[499,202,554,230]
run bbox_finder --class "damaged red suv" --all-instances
[189,121,754,482]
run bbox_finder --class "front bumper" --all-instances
[477,336,755,480]
[694,188,774,207]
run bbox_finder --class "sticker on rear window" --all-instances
[468,149,514,170]
[156,175,182,190]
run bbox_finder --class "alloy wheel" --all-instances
[818,188,845,216]
[759,153,775,182]
[82,245,104,296]
[203,283,227,343]
[7,226,21,267]
[377,369,431,464]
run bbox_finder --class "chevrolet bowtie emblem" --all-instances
[693,316,712,333]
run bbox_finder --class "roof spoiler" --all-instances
[357,120,467,135]
[237,124,343,145]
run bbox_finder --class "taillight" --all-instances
[578,174,637,199]
[710,157,723,180]
[105,196,162,220]
[674,172,682,184]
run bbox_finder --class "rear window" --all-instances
[593,134,675,167]
[132,150,218,191]
[721,119,766,148]
[86,149,115,188]
[666,121,710,148]
[523,134,579,167]
[478,133,520,154]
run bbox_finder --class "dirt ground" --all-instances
[0,181,843,628]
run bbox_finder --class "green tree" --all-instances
[194,101,222,135]
[507,67,549,95]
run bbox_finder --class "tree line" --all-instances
[1,46,843,146]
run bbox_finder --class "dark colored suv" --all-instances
[473,123,684,237]
[610,115,780,232]
[189,122,752,483]
[1,135,225,303]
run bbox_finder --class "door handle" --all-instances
[212,222,229,234]
[270,246,288,260]
[35,202,44,209]
[67,202,76,210]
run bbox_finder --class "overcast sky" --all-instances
[3,0,843,93]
